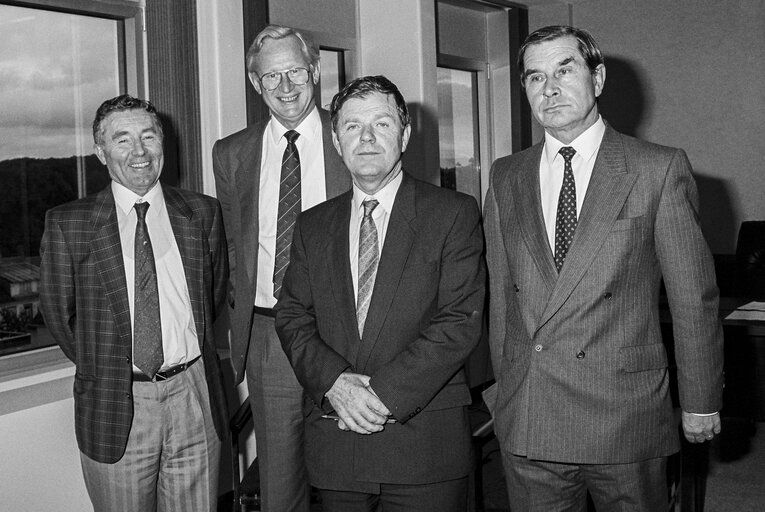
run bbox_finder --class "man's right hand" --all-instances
[325,372,390,434]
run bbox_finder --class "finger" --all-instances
[337,419,350,432]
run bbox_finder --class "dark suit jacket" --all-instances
[39,184,229,464]
[275,173,486,491]
[484,124,724,464]
[212,108,350,383]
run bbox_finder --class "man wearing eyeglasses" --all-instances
[212,24,350,512]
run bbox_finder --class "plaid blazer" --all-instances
[40,184,229,463]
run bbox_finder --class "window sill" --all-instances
[0,346,74,416]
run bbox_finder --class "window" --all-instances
[438,67,482,208]
[0,1,141,358]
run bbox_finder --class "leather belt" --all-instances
[133,356,200,382]
[253,306,276,318]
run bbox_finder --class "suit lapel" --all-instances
[237,121,267,288]
[537,127,638,330]
[512,144,558,290]
[324,192,360,360]
[90,187,132,353]
[164,186,205,344]
[354,174,416,371]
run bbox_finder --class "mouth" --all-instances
[277,94,299,103]
[129,161,151,169]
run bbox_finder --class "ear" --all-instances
[94,143,107,165]
[400,124,412,153]
[312,61,321,84]
[593,64,606,98]
[249,72,263,95]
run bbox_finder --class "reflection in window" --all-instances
[437,67,481,207]
[0,4,122,357]
[319,49,344,110]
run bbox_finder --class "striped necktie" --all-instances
[357,199,379,337]
[273,129,301,299]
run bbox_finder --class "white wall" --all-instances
[0,366,90,511]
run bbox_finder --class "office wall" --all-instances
[527,0,765,253]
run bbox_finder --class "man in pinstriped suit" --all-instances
[484,26,724,511]
[40,95,229,511]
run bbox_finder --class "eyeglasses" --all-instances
[257,67,311,91]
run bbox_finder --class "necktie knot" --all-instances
[134,201,150,220]
[559,146,576,163]
[285,129,300,145]
[362,198,379,218]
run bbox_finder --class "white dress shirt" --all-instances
[256,107,327,307]
[349,171,403,302]
[539,116,606,251]
[112,180,200,370]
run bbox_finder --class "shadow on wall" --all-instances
[598,55,648,138]
[694,173,738,255]
[403,102,439,185]
[158,112,180,188]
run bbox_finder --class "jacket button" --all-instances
[604,292,613,299]
[514,284,520,292]
[576,350,585,359]
[126,393,132,400]
[534,344,543,352]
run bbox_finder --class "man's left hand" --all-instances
[681,411,721,443]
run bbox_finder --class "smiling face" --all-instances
[95,109,164,196]
[332,91,411,195]
[250,35,319,129]
[523,36,605,143]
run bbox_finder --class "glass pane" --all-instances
[319,49,343,110]
[0,5,122,357]
[437,67,481,207]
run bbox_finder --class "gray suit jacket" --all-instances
[212,108,351,382]
[484,124,724,463]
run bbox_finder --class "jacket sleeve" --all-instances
[39,211,77,362]
[654,148,724,414]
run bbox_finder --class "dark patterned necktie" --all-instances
[357,199,379,337]
[133,201,163,378]
[554,146,577,272]
[273,130,301,299]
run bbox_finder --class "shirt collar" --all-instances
[111,179,164,216]
[352,170,403,216]
[543,115,606,165]
[267,105,321,144]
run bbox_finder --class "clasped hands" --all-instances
[325,372,391,434]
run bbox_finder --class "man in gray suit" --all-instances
[484,25,724,510]
[212,25,350,511]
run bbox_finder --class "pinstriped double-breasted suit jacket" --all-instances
[39,184,229,464]
[484,124,724,464]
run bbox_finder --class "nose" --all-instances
[360,125,375,143]
[543,77,560,99]
[131,140,146,156]
[278,72,295,93]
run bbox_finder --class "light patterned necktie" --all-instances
[273,129,301,299]
[357,199,380,337]
[554,146,577,273]
[133,201,163,378]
